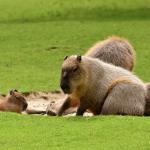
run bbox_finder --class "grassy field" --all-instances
[0,0,150,149]
[1,113,150,150]
[0,0,149,93]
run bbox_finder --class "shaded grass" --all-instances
[0,113,150,150]
[0,0,149,23]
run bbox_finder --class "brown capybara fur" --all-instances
[0,90,46,115]
[46,36,136,116]
[56,55,146,116]
[85,36,135,71]
[144,83,150,116]
[46,37,150,116]
[100,78,146,115]
[0,90,28,113]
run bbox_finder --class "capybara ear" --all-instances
[64,56,68,60]
[9,90,15,95]
[77,55,82,62]
[14,89,18,92]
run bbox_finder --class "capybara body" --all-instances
[85,36,135,71]
[0,90,28,113]
[46,36,136,116]
[58,55,146,116]
[0,90,47,115]
[144,83,150,116]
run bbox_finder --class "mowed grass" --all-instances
[0,0,149,93]
[0,0,149,22]
[0,113,150,150]
[0,1,150,150]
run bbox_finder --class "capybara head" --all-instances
[8,90,28,111]
[60,55,85,94]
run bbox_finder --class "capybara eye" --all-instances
[72,67,78,72]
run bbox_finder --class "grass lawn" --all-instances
[0,0,149,93]
[1,113,150,150]
[0,0,150,149]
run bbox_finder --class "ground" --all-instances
[17,91,92,116]
[24,91,65,114]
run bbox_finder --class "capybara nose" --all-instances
[60,81,70,93]
[23,102,28,111]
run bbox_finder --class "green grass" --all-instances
[0,1,150,149]
[0,20,150,93]
[0,113,150,150]
[0,0,150,93]
[0,0,149,22]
